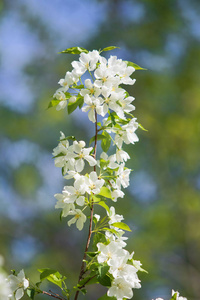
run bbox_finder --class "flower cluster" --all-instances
[51,47,142,299]
[96,207,141,300]
[153,290,187,300]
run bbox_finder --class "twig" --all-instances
[43,290,66,300]
[74,111,98,300]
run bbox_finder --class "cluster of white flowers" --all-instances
[50,48,188,300]
[96,207,141,300]
[153,290,187,300]
[51,48,141,299]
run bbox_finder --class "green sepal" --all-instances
[125,60,147,70]
[58,46,89,54]
[71,84,84,89]
[101,131,111,152]
[27,288,35,299]
[100,46,119,53]
[48,99,60,109]
[111,222,132,232]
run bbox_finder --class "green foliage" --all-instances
[38,268,66,289]
[101,131,111,152]
[98,187,112,199]
[100,46,119,53]
[111,222,132,232]
[48,99,60,108]
[67,95,84,115]
[58,46,89,54]
[89,134,106,146]
[125,60,147,70]
[27,288,36,299]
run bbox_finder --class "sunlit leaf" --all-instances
[125,60,147,70]
[58,46,88,54]
[111,222,131,232]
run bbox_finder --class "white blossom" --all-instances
[72,140,96,172]
[107,277,134,300]
[72,50,100,76]
[68,209,87,230]
[84,171,105,195]
[7,270,29,300]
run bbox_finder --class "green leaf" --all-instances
[138,123,148,131]
[27,288,35,299]
[58,46,89,54]
[125,60,147,70]
[98,264,109,279]
[89,134,106,146]
[111,222,132,232]
[98,294,116,300]
[101,131,111,152]
[98,274,111,287]
[100,46,119,52]
[170,293,178,300]
[48,99,60,109]
[77,273,98,287]
[98,201,110,213]
[68,96,84,115]
[38,268,66,289]
[98,187,112,199]
[93,232,107,251]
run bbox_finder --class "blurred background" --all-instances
[0,0,200,299]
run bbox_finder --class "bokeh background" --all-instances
[0,0,200,299]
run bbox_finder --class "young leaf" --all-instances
[98,201,110,213]
[125,60,147,70]
[170,293,178,300]
[138,123,148,131]
[89,134,106,146]
[98,274,111,287]
[98,264,110,279]
[38,268,66,289]
[101,131,111,152]
[27,288,35,299]
[58,46,88,54]
[98,187,112,199]
[100,46,119,53]
[48,99,60,109]
[93,232,107,250]
[111,222,132,232]
[68,96,83,115]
